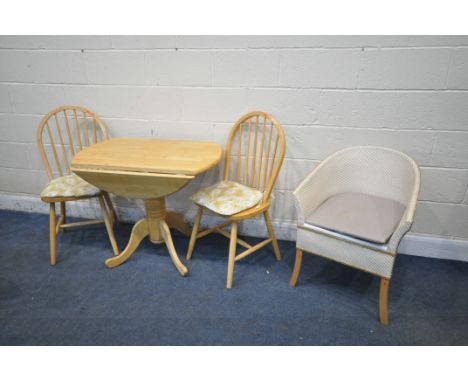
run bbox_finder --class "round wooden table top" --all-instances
[70,138,223,199]
[71,138,223,176]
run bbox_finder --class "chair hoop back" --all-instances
[37,105,109,180]
[223,111,286,200]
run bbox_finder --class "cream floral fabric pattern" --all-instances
[190,180,263,216]
[40,174,100,198]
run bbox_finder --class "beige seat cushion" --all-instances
[40,174,100,198]
[190,180,263,216]
[306,192,406,244]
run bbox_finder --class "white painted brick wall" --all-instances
[0,84,12,112]
[0,36,112,50]
[213,51,279,87]
[247,36,412,48]
[420,168,468,203]
[111,36,176,49]
[280,49,361,88]
[179,88,247,121]
[407,36,468,47]
[285,125,435,164]
[1,35,468,241]
[0,114,41,142]
[0,142,30,168]
[431,132,468,168]
[63,86,182,120]
[447,48,468,89]
[358,48,451,89]
[0,51,87,84]
[247,89,320,124]
[0,168,46,194]
[413,202,468,238]
[176,36,247,49]
[9,84,66,114]
[84,51,147,85]
[146,51,212,86]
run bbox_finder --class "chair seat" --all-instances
[40,174,100,199]
[190,180,263,216]
[305,192,405,244]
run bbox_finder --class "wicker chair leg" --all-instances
[186,207,203,260]
[49,203,57,265]
[226,222,238,289]
[289,248,303,287]
[379,278,390,326]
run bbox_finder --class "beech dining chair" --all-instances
[37,105,120,265]
[186,111,286,288]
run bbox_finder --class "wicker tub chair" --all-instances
[289,146,420,325]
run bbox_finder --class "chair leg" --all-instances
[226,221,238,289]
[60,201,66,224]
[263,210,281,261]
[186,207,203,260]
[98,195,119,256]
[289,248,303,287]
[379,278,390,326]
[103,191,119,224]
[49,203,57,265]
[55,202,66,234]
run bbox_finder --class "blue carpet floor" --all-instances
[0,209,467,345]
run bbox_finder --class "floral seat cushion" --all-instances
[40,174,100,198]
[190,180,263,216]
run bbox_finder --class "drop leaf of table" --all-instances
[71,138,223,276]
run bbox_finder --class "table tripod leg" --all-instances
[160,220,189,277]
[105,218,149,268]
[166,211,191,236]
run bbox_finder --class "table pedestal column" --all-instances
[146,198,166,244]
[105,197,189,276]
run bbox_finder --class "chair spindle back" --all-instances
[37,106,109,180]
[223,111,286,200]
